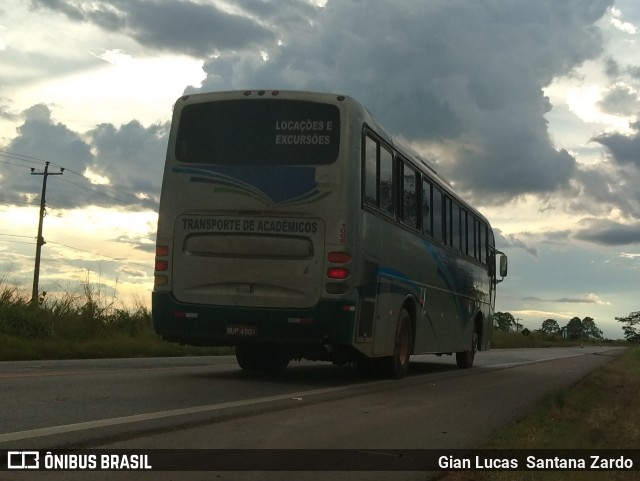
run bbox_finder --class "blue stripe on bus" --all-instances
[172,164,321,206]
[422,240,468,324]
[372,243,467,323]
[377,267,419,295]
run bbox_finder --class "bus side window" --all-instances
[461,209,469,255]
[402,162,418,229]
[379,146,394,217]
[432,187,443,242]
[474,218,482,263]
[468,215,476,259]
[422,179,432,236]
[452,201,462,252]
[363,134,378,207]
[444,196,452,246]
[479,222,487,265]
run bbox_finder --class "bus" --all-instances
[152,90,507,379]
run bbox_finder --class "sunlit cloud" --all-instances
[610,7,638,34]
[511,310,576,321]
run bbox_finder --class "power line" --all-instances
[0,234,153,271]
[0,149,48,166]
[0,158,38,170]
[0,239,36,246]
[0,196,39,207]
[1,148,160,209]
[56,176,159,209]
[0,233,34,239]
[46,240,153,271]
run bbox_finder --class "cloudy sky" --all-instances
[1,0,639,339]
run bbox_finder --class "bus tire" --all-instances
[236,344,289,371]
[356,355,376,377]
[380,308,412,379]
[456,328,478,369]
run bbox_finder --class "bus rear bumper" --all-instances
[152,291,356,353]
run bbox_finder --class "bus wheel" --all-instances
[235,344,289,371]
[235,344,259,370]
[456,329,478,369]
[356,356,376,377]
[380,309,412,379]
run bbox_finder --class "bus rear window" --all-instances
[175,99,340,165]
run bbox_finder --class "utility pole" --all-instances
[31,162,64,302]
[514,317,523,333]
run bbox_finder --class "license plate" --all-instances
[226,325,258,337]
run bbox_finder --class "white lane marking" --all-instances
[0,380,386,443]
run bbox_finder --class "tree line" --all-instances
[494,311,640,343]
[616,311,640,343]
[493,312,603,341]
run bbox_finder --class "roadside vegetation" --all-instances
[0,277,229,361]
[439,346,639,481]
[491,311,632,349]
[490,331,625,349]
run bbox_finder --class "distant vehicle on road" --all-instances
[153,90,507,378]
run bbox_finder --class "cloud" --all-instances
[523,293,609,304]
[87,120,168,208]
[114,233,156,254]
[568,165,637,217]
[574,218,640,245]
[610,6,638,34]
[191,0,612,203]
[597,83,640,116]
[1,104,93,205]
[30,0,276,57]
[117,267,146,278]
[8,104,93,172]
[9,0,625,216]
[522,293,608,305]
[0,104,167,210]
[542,229,572,243]
[511,309,576,320]
[495,229,538,257]
[0,103,18,122]
[593,119,640,168]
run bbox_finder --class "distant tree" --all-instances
[581,317,603,340]
[565,317,584,341]
[616,311,640,343]
[493,312,515,332]
[540,318,561,336]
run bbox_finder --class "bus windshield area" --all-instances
[175,99,341,166]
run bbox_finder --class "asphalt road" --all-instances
[0,346,625,481]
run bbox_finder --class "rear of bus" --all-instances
[152,90,358,369]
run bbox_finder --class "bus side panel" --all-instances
[424,244,492,353]
[358,209,492,357]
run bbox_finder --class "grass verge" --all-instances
[439,347,640,481]
[0,277,231,361]
[490,331,625,349]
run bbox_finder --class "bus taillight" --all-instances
[155,260,168,271]
[327,251,351,280]
[327,267,350,280]
[328,251,351,263]
[155,245,169,288]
